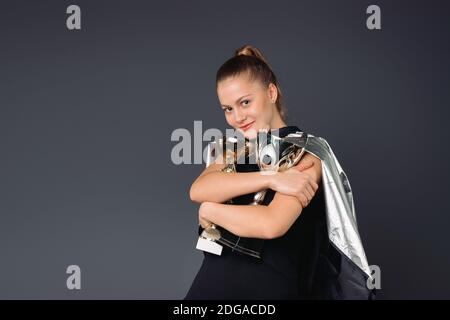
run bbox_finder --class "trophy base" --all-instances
[196,237,223,256]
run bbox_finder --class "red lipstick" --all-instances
[240,121,255,131]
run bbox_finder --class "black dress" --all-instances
[184,125,327,300]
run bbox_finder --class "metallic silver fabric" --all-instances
[285,132,372,278]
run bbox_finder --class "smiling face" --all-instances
[217,72,286,139]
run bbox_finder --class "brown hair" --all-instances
[216,44,288,123]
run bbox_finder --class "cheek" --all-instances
[249,102,268,121]
[224,113,235,126]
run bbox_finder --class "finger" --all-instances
[199,218,209,228]
[305,184,315,200]
[303,197,310,207]
[302,192,313,206]
[298,194,308,207]
[311,181,319,191]
[201,221,211,229]
[307,177,319,192]
[296,160,314,172]
[302,188,313,201]
[309,182,317,196]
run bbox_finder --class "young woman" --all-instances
[184,45,324,299]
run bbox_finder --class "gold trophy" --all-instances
[196,135,248,255]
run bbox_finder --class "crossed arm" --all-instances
[190,152,323,239]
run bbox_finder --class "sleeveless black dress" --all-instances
[184,125,327,300]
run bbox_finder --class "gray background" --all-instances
[1,0,449,299]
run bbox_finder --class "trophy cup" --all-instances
[196,130,309,258]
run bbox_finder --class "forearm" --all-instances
[200,190,305,240]
[190,171,272,204]
[199,202,275,239]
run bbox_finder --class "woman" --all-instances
[184,45,324,299]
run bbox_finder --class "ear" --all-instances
[268,83,278,103]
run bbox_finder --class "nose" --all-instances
[233,107,246,123]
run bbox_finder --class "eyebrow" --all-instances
[221,94,252,108]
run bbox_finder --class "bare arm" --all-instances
[190,155,315,204]
[190,163,272,204]
[199,153,322,239]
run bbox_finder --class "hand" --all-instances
[198,202,214,228]
[269,162,319,208]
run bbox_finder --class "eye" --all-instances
[241,99,251,106]
[222,106,233,113]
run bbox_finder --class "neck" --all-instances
[269,112,287,130]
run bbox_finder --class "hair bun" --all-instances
[234,44,269,65]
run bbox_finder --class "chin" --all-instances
[243,128,258,140]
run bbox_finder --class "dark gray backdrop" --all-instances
[1,0,449,299]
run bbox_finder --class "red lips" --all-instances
[240,121,255,131]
